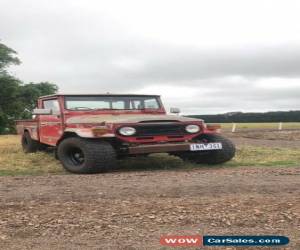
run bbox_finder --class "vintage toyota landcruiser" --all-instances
[16,94,235,173]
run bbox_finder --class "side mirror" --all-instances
[32,108,52,115]
[170,107,180,114]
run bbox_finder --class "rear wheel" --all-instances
[175,134,235,164]
[57,137,117,174]
[22,131,40,153]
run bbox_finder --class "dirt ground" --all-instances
[0,131,299,250]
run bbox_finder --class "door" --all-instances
[39,98,63,146]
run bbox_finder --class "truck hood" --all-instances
[66,114,203,124]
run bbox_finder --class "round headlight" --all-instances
[185,124,200,133]
[119,127,136,136]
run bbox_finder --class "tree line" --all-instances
[0,42,58,134]
[188,110,300,123]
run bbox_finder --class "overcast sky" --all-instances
[1,0,300,114]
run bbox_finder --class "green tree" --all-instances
[0,75,23,133]
[0,41,58,133]
[0,42,22,133]
[18,82,58,118]
[0,42,20,74]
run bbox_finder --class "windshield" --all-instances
[65,96,161,110]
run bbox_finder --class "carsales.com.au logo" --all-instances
[160,235,289,247]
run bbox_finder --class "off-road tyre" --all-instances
[22,131,40,153]
[57,137,117,174]
[176,134,235,164]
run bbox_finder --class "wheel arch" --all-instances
[23,128,38,140]
[23,128,30,135]
[57,132,79,146]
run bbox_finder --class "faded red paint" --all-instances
[16,94,220,148]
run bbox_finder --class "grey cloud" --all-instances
[159,78,300,114]
[1,0,300,113]
[130,44,300,82]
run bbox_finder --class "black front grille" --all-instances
[133,123,187,136]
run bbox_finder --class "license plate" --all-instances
[190,142,222,151]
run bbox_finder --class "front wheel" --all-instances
[57,137,117,174]
[175,134,235,164]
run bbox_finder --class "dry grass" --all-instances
[0,135,62,176]
[0,135,300,176]
[231,129,300,141]
[228,146,300,167]
[220,122,300,130]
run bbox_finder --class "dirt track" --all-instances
[0,166,299,250]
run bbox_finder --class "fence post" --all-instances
[232,123,236,133]
[278,122,283,130]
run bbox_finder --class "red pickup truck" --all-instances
[16,94,235,174]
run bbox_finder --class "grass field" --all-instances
[1,135,300,176]
[220,122,300,130]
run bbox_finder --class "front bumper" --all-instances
[128,142,192,154]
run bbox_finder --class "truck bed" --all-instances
[15,119,39,140]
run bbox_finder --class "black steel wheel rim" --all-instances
[68,147,85,166]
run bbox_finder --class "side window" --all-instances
[43,99,60,113]
[144,98,159,109]
[130,100,142,109]
[112,101,125,109]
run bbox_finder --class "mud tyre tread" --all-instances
[57,137,117,174]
